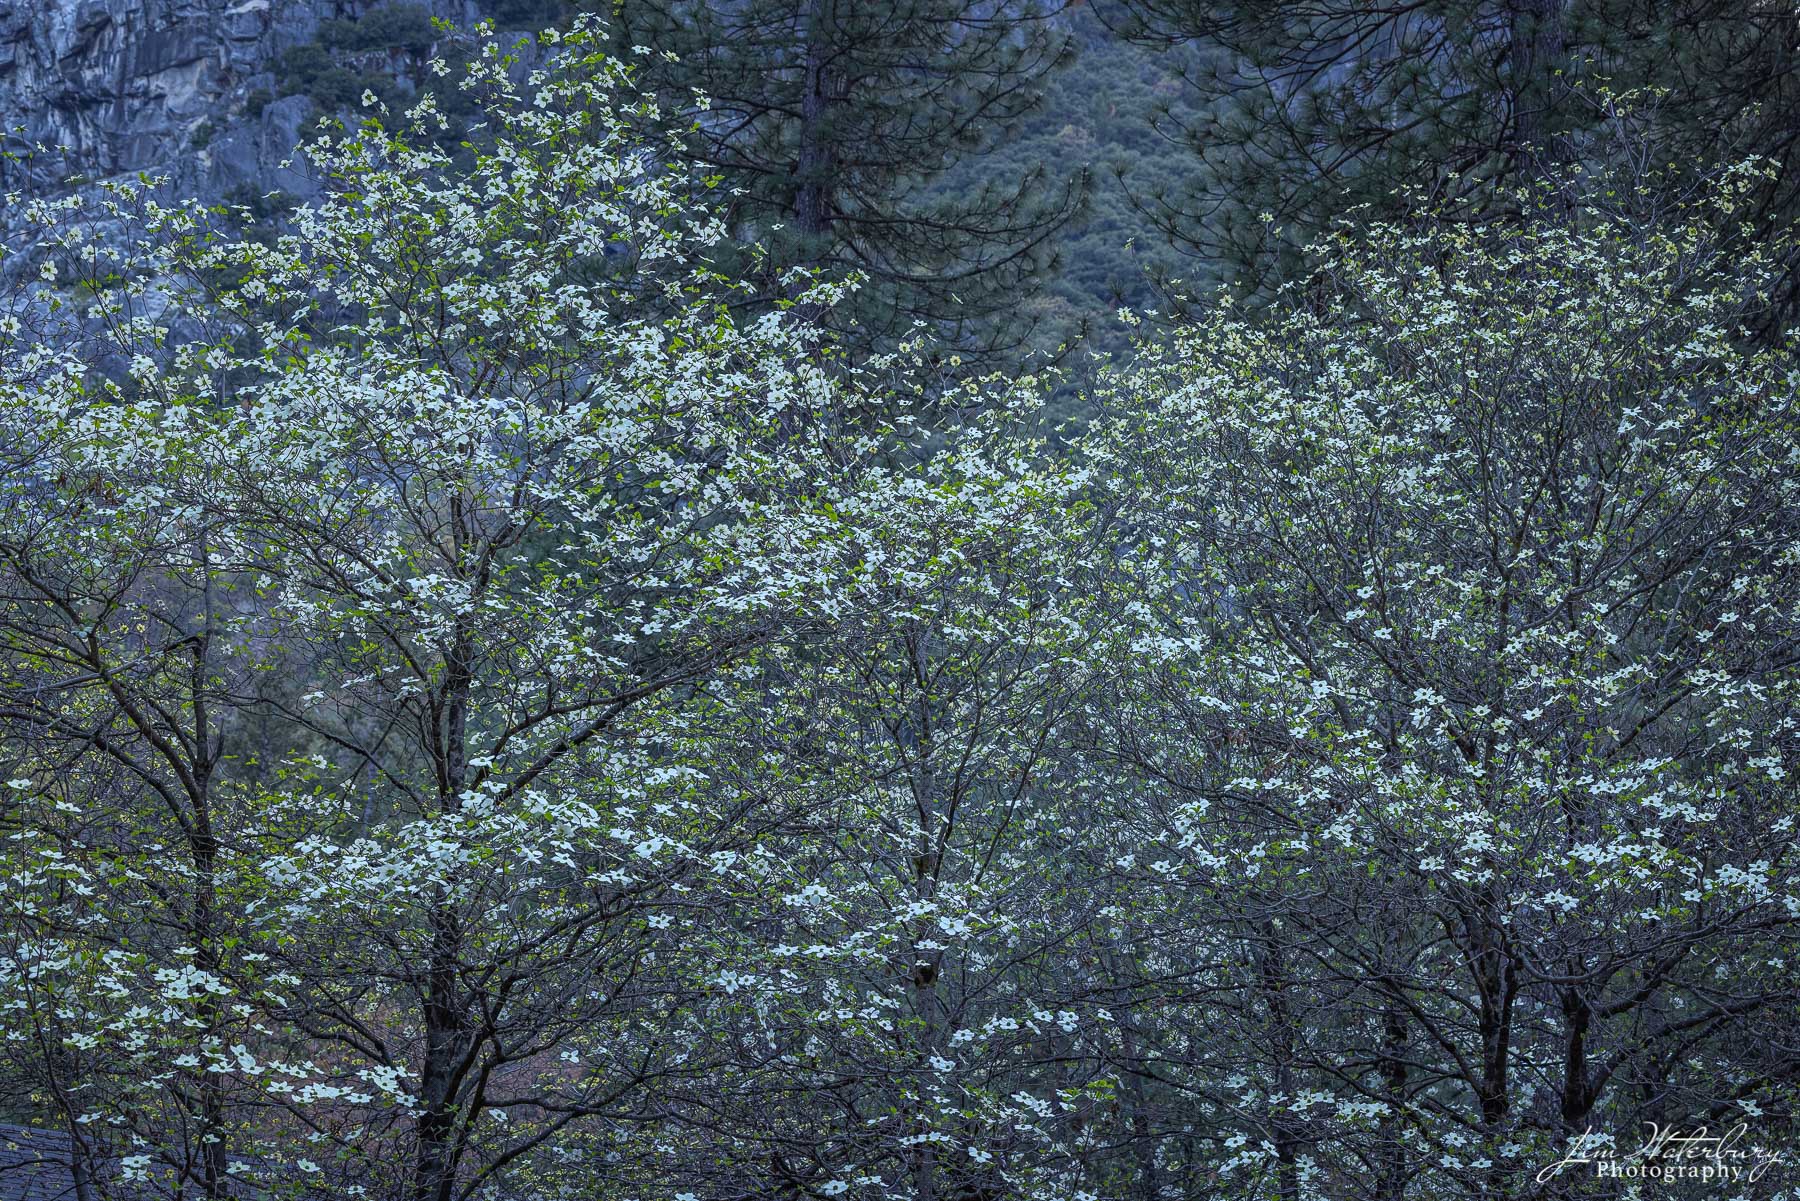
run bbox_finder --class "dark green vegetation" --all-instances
[255,2,1195,384]
[1105,0,1800,317]
[3,7,1799,1201]
[256,1,1800,368]
[276,3,439,115]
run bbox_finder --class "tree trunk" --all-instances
[1464,889,1520,1199]
[190,826,230,1198]
[189,544,229,1198]
[1256,921,1300,1201]
[413,616,477,1201]
[1375,1000,1409,1201]
[1104,939,1163,1201]
[1559,978,1594,1135]
[1508,0,1567,171]
[413,902,471,1201]
[794,0,839,243]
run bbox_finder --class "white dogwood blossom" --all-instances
[1085,166,1800,1199]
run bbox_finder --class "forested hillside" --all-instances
[1,5,1797,1201]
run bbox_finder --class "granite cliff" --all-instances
[0,0,489,204]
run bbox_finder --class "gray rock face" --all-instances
[0,0,485,202]
[0,0,495,356]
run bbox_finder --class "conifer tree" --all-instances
[607,0,1087,368]
[1102,0,1800,317]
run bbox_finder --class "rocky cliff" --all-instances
[0,0,487,204]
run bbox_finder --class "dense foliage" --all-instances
[1,7,1797,1201]
[1106,0,1800,317]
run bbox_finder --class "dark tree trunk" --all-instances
[1257,921,1301,1201]
[1509,0,1567,170]
[413,616,477,1201]
[794,0,839,242]
[1375,1000,1409,1201]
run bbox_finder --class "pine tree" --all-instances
[1101,0,1800,318]
[606,0,1087,369]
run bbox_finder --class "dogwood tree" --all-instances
[665,385,1147,1201]
[5,18,1799,1201]
[0,187,299,1197]
[0,20,896,1200]
[1088,166,1800,1200]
